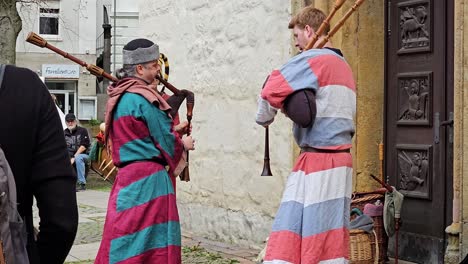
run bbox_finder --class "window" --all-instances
[39,8,59,35]
[78,96,97,120]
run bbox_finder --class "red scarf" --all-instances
[104,77,171,142]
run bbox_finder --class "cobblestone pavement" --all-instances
[73,204,107,245]
[34,183,416,264]
[31,175,260,263]
[33,200,107,247]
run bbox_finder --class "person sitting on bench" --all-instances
[64,113,90,191]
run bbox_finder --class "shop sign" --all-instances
[42,64,80,78]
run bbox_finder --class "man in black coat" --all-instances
[64,113,90,191]
[0,64,78,263]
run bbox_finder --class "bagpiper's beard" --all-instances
[67,124,77,131]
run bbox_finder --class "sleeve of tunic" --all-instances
[256,50,337,126]
[256,95,278,126]
[140,100,185,176]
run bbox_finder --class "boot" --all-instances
[76,183,86,192]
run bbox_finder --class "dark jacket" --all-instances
[0,65,78,264]
[64,126,90,157]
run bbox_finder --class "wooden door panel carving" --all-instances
[397,72,432,126]
[398,0,431,54]
[396,144,432,199]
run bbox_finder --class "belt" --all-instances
[300,147,351,154]
[119,158,168,168]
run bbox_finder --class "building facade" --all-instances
[96,0,140,75]
[15,0,99,121]
[15,0,141,122]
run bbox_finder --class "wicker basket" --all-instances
[350,229,373,263]
[351,193,387,263]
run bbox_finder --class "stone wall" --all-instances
[336,0,385,192]
[455,0,468,260]
[139,0,292,248]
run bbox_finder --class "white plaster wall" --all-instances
[96,0,113,40]
[139,0,293,248]
[16,0,97,55]
[94,0,140,73]
[110,13,140,72]
[116,0,139,12]
[103,0,140,73]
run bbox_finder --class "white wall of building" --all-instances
[116,0,139,12]
[15,0,99,120]
[94,0,140,74]
[96,0,113,36]
[16,0,97,55]
[109,0,140,73]
[139,0,293,248]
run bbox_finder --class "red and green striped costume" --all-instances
[95,87,184,264]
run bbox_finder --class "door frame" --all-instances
[453,0,468,259]
[49,89,76,115]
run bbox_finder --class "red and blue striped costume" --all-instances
[95,82,185,264]
[256,48,356,264]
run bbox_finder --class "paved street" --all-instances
[32,184,419,264]
[65,190,108,262]
[35,188,258,263]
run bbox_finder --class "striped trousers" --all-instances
[263,152,353,264]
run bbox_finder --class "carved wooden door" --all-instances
[385,0,453,263]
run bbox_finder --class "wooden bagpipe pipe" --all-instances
[261,0,365,176]
[26,32,194,182]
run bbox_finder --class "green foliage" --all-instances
[86,172,112,192]
[88,118,101,126]
[182,244,240,264]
